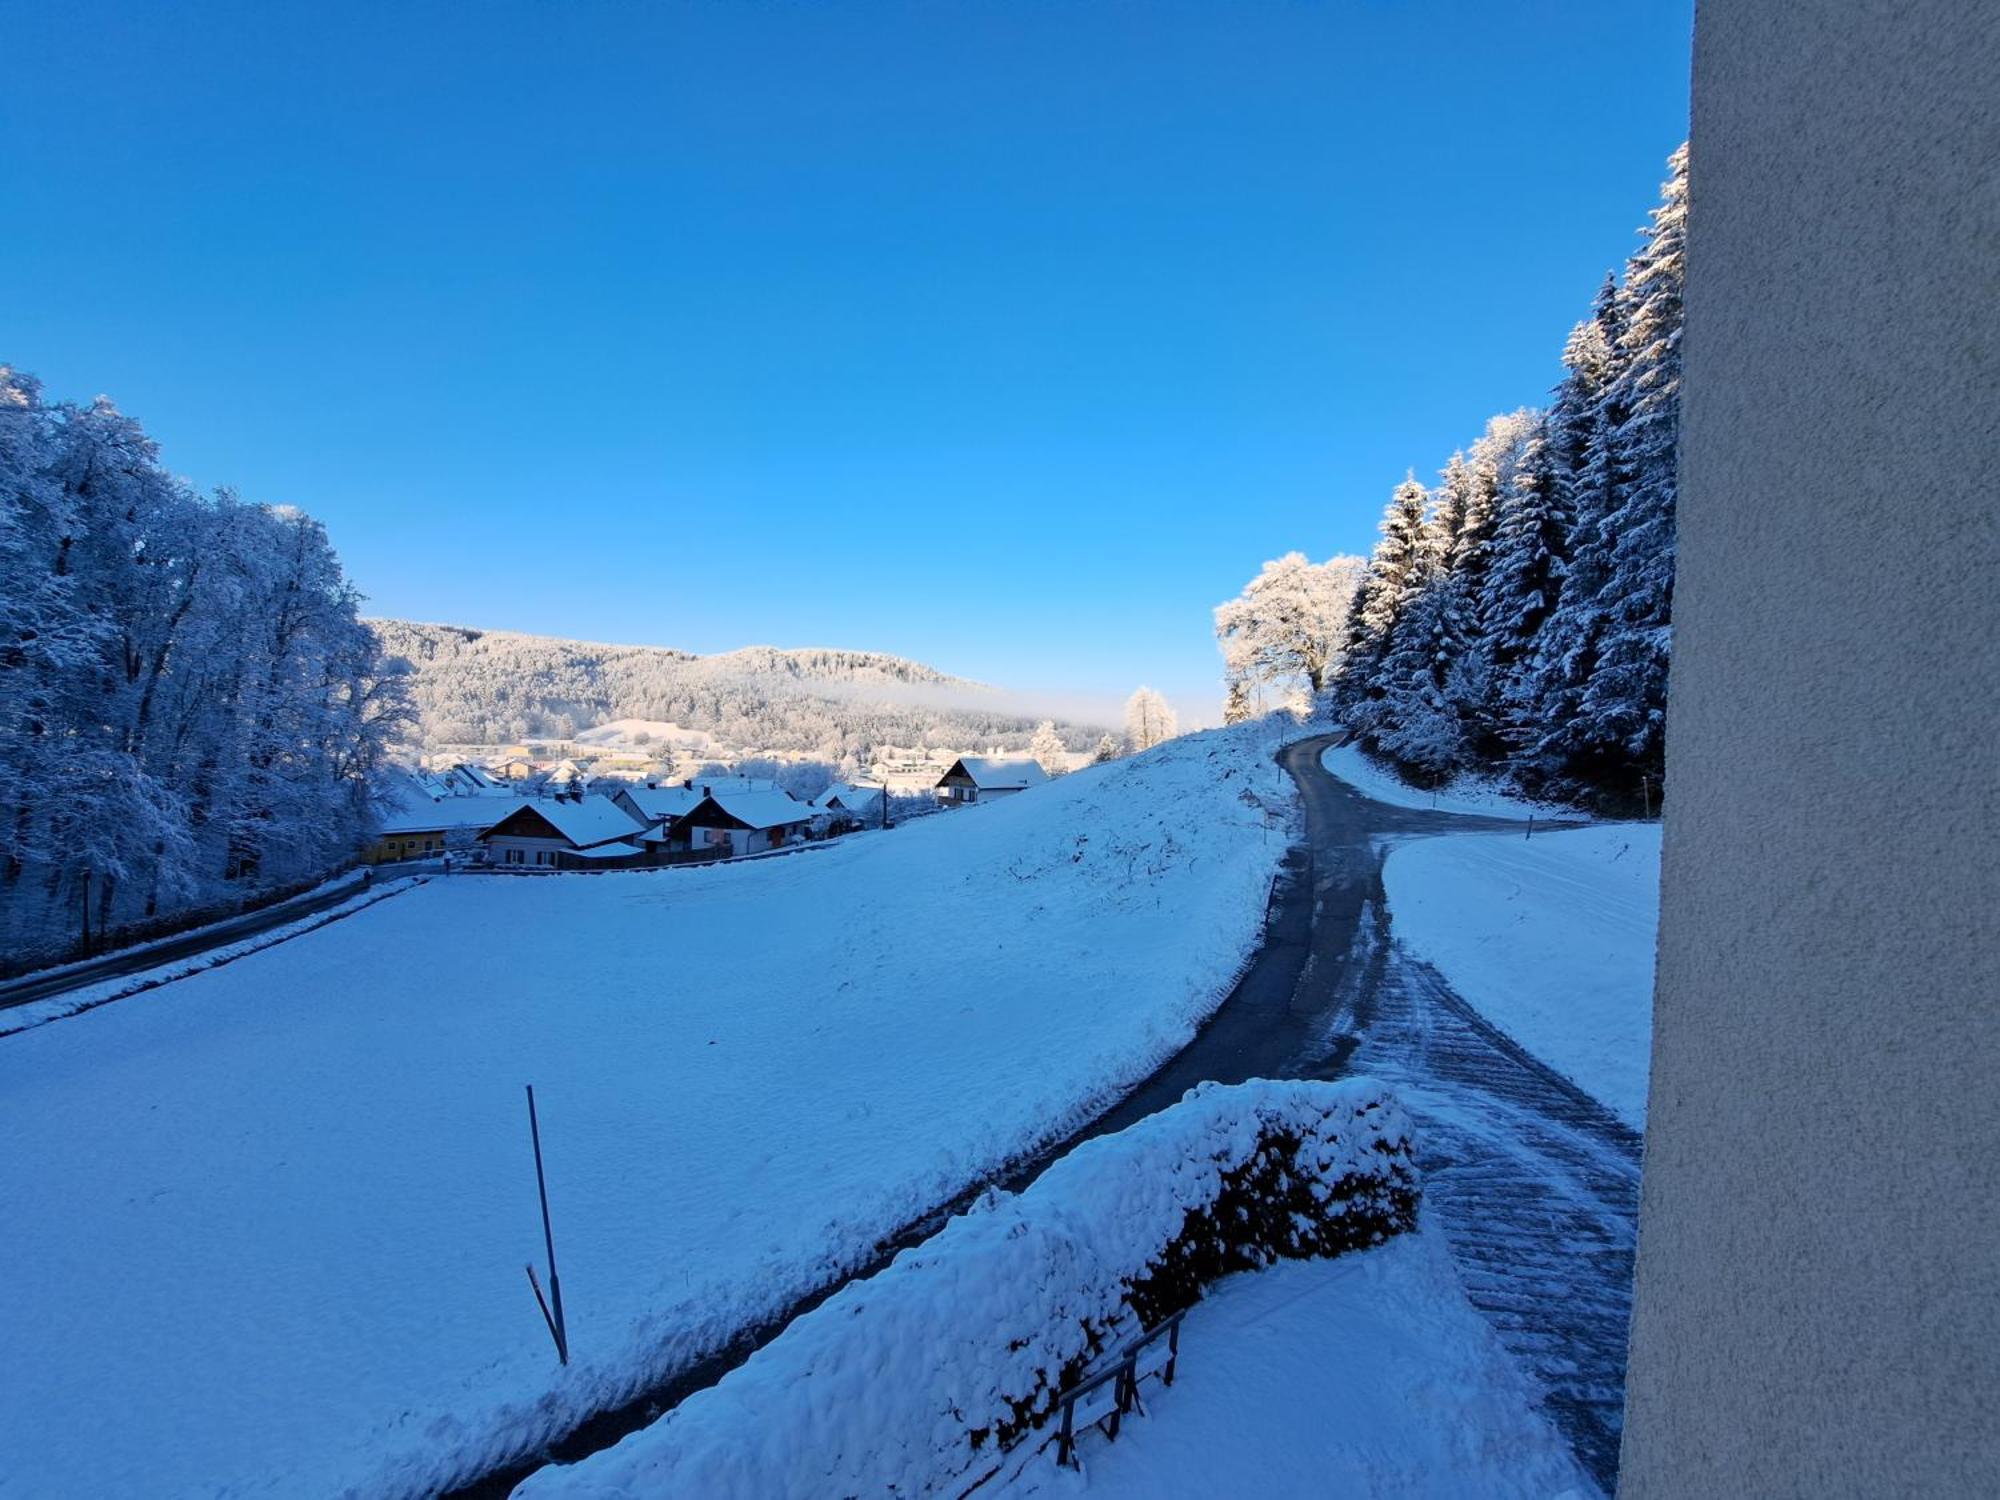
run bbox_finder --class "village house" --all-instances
[477,795,648,869]
[815,783,886,826]
[934,756,1050,806]
[608,782,709,851]
[364,774,518,864]
[675,788,815,857]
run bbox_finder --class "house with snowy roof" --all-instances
[477,795,647,869]
[934,756,1050,806]
[365,774,518,864]
[676,788,815,857]
[609,782,707,834]
[815,783,886,826]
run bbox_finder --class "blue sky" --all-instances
[5,0,1691,723]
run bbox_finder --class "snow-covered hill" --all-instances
[371,618,1107,755]
[0,720,1298,1497]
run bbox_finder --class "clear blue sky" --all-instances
[4,0,1691,723]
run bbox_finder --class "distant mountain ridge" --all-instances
[369,619,1095,756]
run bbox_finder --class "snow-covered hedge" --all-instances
[517,1078,1417,1499]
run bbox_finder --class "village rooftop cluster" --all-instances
[369,755,1054,870]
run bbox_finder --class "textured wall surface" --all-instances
[1621,2,2000,1493]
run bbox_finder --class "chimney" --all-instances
[682,778,693,790]
[702,784,712,798]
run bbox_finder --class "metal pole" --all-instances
[80,869,92,953]
[525,1084,569,1364]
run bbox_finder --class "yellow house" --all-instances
[366,778,515,864]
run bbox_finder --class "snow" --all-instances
[697,788,813,830]
[815,782,885,812]
[492,793,647,847]
[0,721,1298,1498]
[994,1230,1593,1500]
[616,784,706,821]
[572,718,714,752]
[949,755,1051,791]
[0,875,425,1039]
[380,775,523,834]
[515,1077,1415,1499]
[1321,742,1572,822]
[1382,823,1661,1125]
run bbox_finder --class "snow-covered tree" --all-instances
[1221,673,1254,725]
[1029,720,1068,776]
[1124,687,1177,752]
[1092,733,1122,763]
[1213,552,1369,702]
[0,366,408,962]
[1332,476,1429,718]
[1524,145,1685,796]
[1320,143,1687,809]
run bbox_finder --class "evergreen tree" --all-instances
[1520,273,1635,791]
[1525,146,1685,798]
[1574,142,1687,788]
[1333,475,1428,720]
[1221,673,1254,725]
[1367,493,1461,775]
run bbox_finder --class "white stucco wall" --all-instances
[1620,3,2000,1493]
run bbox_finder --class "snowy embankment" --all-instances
[995,1230,1594,1500]
[1381,825,1662,1125]
[0,722,1298,1498]
[0,873,419,1037]
[517,1078,1417,1499]
[1321,741,1573,821]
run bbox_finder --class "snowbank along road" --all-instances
[1180,734,1643,1493]
[987,734,1638,1492]
[498,732,1643,1496]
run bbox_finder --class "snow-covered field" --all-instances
[516,1077,1416,1499]
[0,725,1295,1498]
[1321,742,1572,821]
[997,1229,1593,1499]
[1381,824,1662,1125]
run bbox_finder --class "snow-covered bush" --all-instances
[517,1078,1417,1499]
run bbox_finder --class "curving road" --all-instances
[472,735,1642,1497]
[0,871,388,1013]
[1018,734,1642,1490]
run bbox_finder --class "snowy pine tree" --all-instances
[1333,475,1429,722]
[1319,144,1686,809]
[1523,146,1685,798]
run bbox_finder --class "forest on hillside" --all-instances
[374,620,1106,760]
[1333,146,1687,811]
[1212,147,1686,812]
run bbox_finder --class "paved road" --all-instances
[472,735,1641,1497]
[0,872,381,1012]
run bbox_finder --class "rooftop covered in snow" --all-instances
[939,756,1051,792]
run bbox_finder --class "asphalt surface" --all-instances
[466,735,1643,1497]
[0,872,387,1012]
[1029,734,1642,1491]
